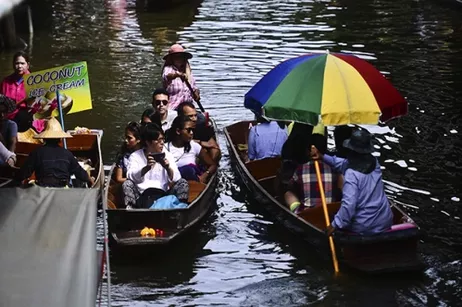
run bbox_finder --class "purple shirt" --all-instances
[323,155,393,235]
[248,121,287,160]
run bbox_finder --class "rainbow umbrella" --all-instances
[244,52,407,126]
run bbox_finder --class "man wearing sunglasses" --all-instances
[152,88,177,131]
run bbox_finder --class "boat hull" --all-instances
[103,118,220,252]
[224,120,423,273]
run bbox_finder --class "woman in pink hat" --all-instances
[161,44,200,110]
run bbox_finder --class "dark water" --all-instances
[2,0,462,305]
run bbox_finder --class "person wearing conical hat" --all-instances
[161,43,200,110]
[20,117,94,188]
[284,122,341,214]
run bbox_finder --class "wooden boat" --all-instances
[224,120,423,274]
[0,129,105,195]
[103,119,219,252]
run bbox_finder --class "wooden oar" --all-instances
[314,160,340,273]
[184,79,206,113]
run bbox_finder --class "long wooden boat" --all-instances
[0,129,105,195]
[224,120,423,274]
[103,119,219,252]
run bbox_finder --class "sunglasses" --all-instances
[154,100,168,106]
[183,127,194,133]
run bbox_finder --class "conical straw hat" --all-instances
[18,128,43,144]
[34,117,73,139]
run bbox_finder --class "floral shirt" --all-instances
[162,65,197,110]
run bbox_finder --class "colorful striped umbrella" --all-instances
[244,52,408,126]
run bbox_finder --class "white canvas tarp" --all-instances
[0,186,98,307]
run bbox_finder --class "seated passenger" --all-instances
[152,88,176,131]
[166,115,217,183]
[20,117,94,188]
[140,108,162,129]
[247,115,287,161]
[177,101,221,162]
[0,141,16,167]
[0,94,18,153]
[311,128,393,235]
[276,123,314,198]
[284,125,340,213]
[114,122,141,184]
[126,123,189,208]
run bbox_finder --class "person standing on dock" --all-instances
[161,44,200,111]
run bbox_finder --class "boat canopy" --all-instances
[0,186,98,307]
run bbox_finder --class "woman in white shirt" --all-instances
[166,115,217,183]
[126,123,189,208]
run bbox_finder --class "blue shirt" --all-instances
[323,155,393,235]
[248,122,288,160]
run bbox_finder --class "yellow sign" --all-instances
[23,62,92,119]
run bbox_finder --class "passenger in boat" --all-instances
[166,115,217,183]
[284,124,340,213]
[333,125,354,158]
[152,88,177,131]
[0,142,16,167]
[247,115,287,161]
[140,108,162,129]
[276,123,314,198]
[162,44,200,111]
[126,123,189,208]
[114,122,142,184]
[20,117,94,188]
[0,94,18,153]
[177,101,221,162]
[311,128,393,235]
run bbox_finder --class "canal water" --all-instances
[1,0,462,305]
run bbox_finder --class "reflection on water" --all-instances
[2,0,462,305]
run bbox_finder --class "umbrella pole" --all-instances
[314,160,340,273]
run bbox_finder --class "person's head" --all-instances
[152,88,170,116]
[163,44,192,70]
[124,122,141,151]
[177,101,197,126]
[168,115,194,145]
[141,108,162,129]
[281,123,313,163]
[141,108,155,124]
[141,122,165,153]
[343,128,375,157]
[12,51,30,76]
[334,125,354,158]
[311,133,328,155]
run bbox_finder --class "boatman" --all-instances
[20,117,94,188]
[310,128,393,235]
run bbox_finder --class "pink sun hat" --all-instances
[163,44,193,60]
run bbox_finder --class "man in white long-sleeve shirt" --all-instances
[126,123,189,208]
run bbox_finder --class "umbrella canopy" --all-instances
[244,52,408,126]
